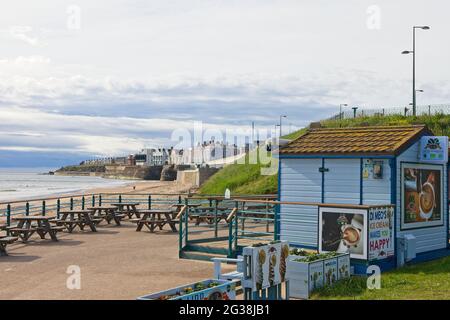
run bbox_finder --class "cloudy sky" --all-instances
[0,0,449,167]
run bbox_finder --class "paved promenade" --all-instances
[1,223,233,300]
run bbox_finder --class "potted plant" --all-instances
[286,250,350,299]
[137,279,237,300]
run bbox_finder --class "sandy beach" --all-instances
[82,180,196,197]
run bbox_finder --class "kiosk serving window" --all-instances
[401,162,444,230]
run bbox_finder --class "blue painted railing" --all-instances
[0,193,189,233]
[178,196,276,258]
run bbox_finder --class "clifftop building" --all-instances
[135,148,170,166]
[170,140,245,165]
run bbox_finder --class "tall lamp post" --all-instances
[279,115,287,138]
[402,25,430,116]
[339,103,348,121]
[339,103,348,127]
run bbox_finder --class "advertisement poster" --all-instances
[319,207,368,260]
[247,242,289,292]
[401,163,444,230]
[362,159,384,180]
[419,136,448,163]
[323,258,338,286]
[308,261,324,291]
[337,255,350,280]
[368,206,394,261]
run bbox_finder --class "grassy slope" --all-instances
[199,113,450,195]
[322,113,450,136]
[312,256,450,300]
[57,164,106,172]
[199,149,278,195]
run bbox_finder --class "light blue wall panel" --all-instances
[362,159,391,205]
[279,158,322,247]
[324,158,360,204]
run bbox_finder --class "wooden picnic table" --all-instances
[0,224,18,256]
[110,202,140,218]
[0,235,18,256]
[56,210,97,233]
[171,203,201,209]
[9,216,63,242]
[132,209,178,233]
[190,207,230,226]
[172,203,202,220]
[194,206,229,212]
[86,206,124,226]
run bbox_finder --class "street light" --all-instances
[402,25,430,116]
[339,104,348,128]
[416,89,424,110]
[274,124,280,139]
[339,104,348,121]
[279,115,287,138]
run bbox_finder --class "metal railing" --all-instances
[326,103,450,121]
[0,193,191,232]
[178,197,277,258]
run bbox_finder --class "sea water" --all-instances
[0,168,134,202]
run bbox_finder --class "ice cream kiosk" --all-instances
[277,125,449,273]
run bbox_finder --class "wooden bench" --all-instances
[49,226,66,232]
[134,210,179,233]
[57,220,86,232]
[190,214,228,226]
[137,219,166,232]
[0,236,18,256]
[8,227,37,232]
[90,218,104,224]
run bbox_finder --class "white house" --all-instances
[136,148,169,166]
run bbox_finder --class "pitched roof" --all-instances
[280,125,433,156]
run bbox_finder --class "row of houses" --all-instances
[170,141,248,166]
[81,140,252,167]
[81,156,134,166]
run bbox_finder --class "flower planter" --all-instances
[242,241,289,292]
[286,252,350,299]
[137,279,237,300]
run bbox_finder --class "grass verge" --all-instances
[311,256,450,300]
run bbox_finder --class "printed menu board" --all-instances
[368,206,394,261]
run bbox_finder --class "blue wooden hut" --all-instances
[277,125,449,271]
